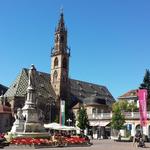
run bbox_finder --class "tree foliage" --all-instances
[140,69,150,110]
[111,102,125,130]
[127,102,138,112]
[118,100,128,111]
[113,100,138,112]
[77,106,89,130]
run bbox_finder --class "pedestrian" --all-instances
[133,131,140,146]
[138,136,146,148]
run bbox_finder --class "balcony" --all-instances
[88,111,150,120]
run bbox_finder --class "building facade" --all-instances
[0,95,12,133]
[116,89,150,141]
[118,89,138,105]
[3,12,115,128]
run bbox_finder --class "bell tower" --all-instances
[51,12,70,101]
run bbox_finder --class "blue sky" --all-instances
[0,0,150,99]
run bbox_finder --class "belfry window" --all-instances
[54,57,58,68]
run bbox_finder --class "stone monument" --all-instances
[10,65,49,138]
[11,108,25,133]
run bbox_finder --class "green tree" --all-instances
[140,69,150,110]
[77,106,89,131]
[127,102,138,112]
[116,100,138,112]
[111,102,125,130]
[118,100,128,111]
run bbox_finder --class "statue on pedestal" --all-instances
[10,64,48,136]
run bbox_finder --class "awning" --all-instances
[90,122,99,126]
[44,122,79,131]
[99,121,110,127]
[90,121,110,127]
[44,122,61,130]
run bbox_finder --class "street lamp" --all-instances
[67,118,72,126]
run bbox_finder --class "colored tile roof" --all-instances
[4,68,115,106]
[5,68,56,100]
[70,79,115,106]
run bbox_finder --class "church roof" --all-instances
[70,79,115,105]
[4,68,115,105]
[5,68,56,100]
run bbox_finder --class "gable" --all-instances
[4,68,56,100]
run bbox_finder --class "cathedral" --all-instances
[4,12,115,124]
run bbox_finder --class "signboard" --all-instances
[137,89,147,126]
[60,100,65,126]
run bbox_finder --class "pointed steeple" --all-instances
[51,11,70,56]
[57,9,65,31]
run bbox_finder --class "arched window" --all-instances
[92,108,96,114]
[54,57,58,68]
[53,71,58,83]
[63,57,67,69]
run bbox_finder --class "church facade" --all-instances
[4,12,115,125]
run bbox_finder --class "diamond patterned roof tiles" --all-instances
[4,71,22,97]
[4,68,56,100]
[4,68,115,105]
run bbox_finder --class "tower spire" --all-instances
[51,11,70,55]
[57,9,65,31]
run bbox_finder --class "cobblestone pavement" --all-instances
[4,139,150,150]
